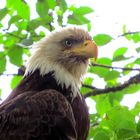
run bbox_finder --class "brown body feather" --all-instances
[0,70,89,140]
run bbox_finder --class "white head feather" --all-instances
[25,27,91,97]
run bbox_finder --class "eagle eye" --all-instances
[65,39,73,47]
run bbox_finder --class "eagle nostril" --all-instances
[84,42,88,46]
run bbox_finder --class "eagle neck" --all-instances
[24,70,80,102]
[25,59,82,98]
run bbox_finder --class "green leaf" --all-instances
[105,70,120,81]
[39,31,45,37]
[100,106,137,136]
[113,47,128,58]
[28,17,52,30]
[20,38,33,46]
[28,18,42,30]
[123,62,134,75]
[124,84,140,94]
[87,22,91,32]
[57,0,67,12]
[23,48,31,57]
[36,0,49,19]
[68,5,93,25]
[87,126,94,139]
[0,8,9,20]
[68,14,90,25]
[8,46,23,66]
[81,77,93,94]
[11,75,23,89]
[95,95,112,117]
[137,119,140,134]
[109,92,124,106]
[122,25,126,33]
[80,87,92,95]
[0,52,6,73]
[89,57,112,78]
[122,25,132,40]
[8,15,22,28]
[113,55,130,62]
[0,23,2,28]
[97,57,112,65]
[47,0,56,9]
[83,77,93,85]
[69,6,93,15]
[104,106,136,131]
[113,47,128,61]
[132,33,140,43]
[15,20,28,30]
[131,102,140,116]
[93,34,113,46]
[135,58,140,65]
[7,0,30,20]
[89,66,109,78]
[117,128,136,139]
[136,47,140,53]
[94,131,110,140]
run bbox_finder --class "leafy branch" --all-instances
[0,66,25,76]
[1,63,140,77]
[117,31,140,38]
[2,29,24,40]
[91,63,140,71]
[84,73,140,98]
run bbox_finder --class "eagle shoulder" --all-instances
[0,89,76,140]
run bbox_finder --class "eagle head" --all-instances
[25,27,98,93]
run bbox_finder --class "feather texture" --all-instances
[0,90,76,140]
[0,70,89,140]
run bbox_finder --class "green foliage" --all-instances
[36,0,54,19]
[69,6,93,15]
[7,0,30,20]
[89,57,112,78]
[68,6,93,25]
[135,58,140,65]
[7,46,23,66]
[113,47,128,61]
[11,75,23,89]
[136,47,140,53]
[0,1,140,140]
[89,106,140,140]
[0,52,6,73]
[94,131,110,140]
[81,77,93,94]
[0,8,9,20]
[93,34,113,46]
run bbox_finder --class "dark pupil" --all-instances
[65,40,72,47]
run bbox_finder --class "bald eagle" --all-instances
[0,27,97,140]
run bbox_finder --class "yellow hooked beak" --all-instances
[70,40,98,61]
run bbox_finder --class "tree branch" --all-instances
[117,31,140,38]
[84,73,140,98]
[0,73,21,76]
[91,63,140,72]
[1,67,140,99]
[0,66,25,76]
[82,84,98,90]
[2,29,24,40]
